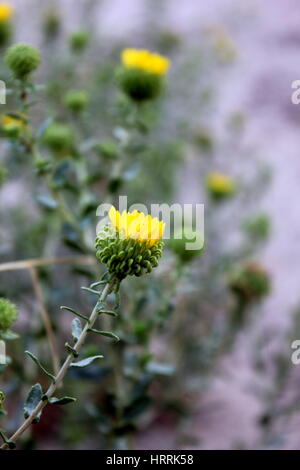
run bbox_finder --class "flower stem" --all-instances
[1,279,115,450]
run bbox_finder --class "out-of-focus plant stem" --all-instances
[29,266,60,376]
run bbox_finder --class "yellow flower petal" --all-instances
[121,48,170,76]
[109,206,165,245]
[0,3,13,22]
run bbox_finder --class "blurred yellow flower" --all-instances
[121,48,170,75]
[109,206,165,246]
[204,25,237,63]
[0,3,13,22]
[206,172,235,197]
[2,114,25,133]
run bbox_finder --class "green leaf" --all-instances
[0,429,15,449]
[60,305,89,322]
[23,384,42,420]
[35,117,53,138]
[87,328,119,342]
[65,342,79,357]
[97,309,118,317]
[52,160,71,188]
[81,286,101,296]
[35,194,58,211]
[25,351,56,383]
[70,355,103,368]
[146,362,175,376]
[0,330,19,340]
[71,318,82,342]
[49,396,77,405]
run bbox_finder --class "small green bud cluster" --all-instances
[169,228,203,264]
[43,123,74,155]
[116,67,164,102]
[64,90,89,113]
[0,298,18,332]
[95,227,164,280]
[69,31,90,53]
[96,140,118,159]
[5,43,41,79]
[229,263,271,303]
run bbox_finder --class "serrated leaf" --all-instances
[71,318,82,342]
[24,384,42,419]
[49,396,77,405]
[70,355,103,368]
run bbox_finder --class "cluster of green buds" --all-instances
[64,89,89,114]
[229,262,271,304]
[5,43,41,80]
[169,227,204,264]
[0,298,18,333]
[117,48,171,102]
[69,30,90,53]
[95,206,165,281]
[43,122,74,156]
[43,9,61,40]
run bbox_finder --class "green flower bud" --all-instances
[96,140,118,159]
[206,172,235,201]
[116,67,164,102]
[69,31,90,53]
[0,21,11,47]
[43,11,60,39]
[5,43,41,79]
[64,89,89,113]
[0,298,18,332]
[229,262,271,303]
[43,123,74,154]
[0,164,8,186]
[96,226,164,281]
[242,214,270,242]
[169,227,204,263]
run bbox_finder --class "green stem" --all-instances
[1,279,116,450]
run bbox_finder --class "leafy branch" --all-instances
[0,276,119,450]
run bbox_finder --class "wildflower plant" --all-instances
[117,48,170,102]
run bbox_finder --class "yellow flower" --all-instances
[0,3,13,22]
[109,206,165,246]
[206,172,235,196]
[121,48,170,76]
[1,114,25,135]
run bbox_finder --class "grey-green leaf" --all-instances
[87,328,119,342]
[70,355,103,368]
[24,384,42,419]
[71,318,82,342]
[25,351,56,383]
[0,330,19,340]
[49,396,77,405]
